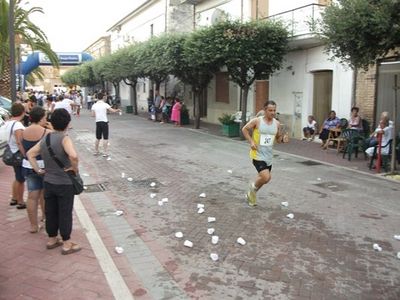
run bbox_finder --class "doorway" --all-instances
[255,80,269,114]
[312,71,333,128]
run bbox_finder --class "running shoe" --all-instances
[247,183,257,206]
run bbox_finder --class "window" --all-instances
[150,24,154,37]
[215,72,229,103]
[143,82,146,93]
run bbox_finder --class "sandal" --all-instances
[16,203,27,209]
[61,242,81,255]
[9,199,18,206]
[46,238,63,249]
[29,224,43,234]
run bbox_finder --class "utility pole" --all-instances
[9,0,16,101]
[391,74,398,173]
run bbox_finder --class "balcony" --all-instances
[266,4,326,50]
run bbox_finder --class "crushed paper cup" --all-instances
[121,172,125,178]
[317,178,321,181]
[158,201,163,206]
[175,232,183,238]
[211,235,219,245]
[373,243,382,252]
[82,173,90,177]
[83,186,88,190]
[198,207,205,214]
[237,237,246,245]
[394,235,400,241]
[199,193,206,198]
[286,213,294,219]
[115,246,124,254]
[397,252,400,259]
[281,202,289,207]
[210,253,219,261]
[114,210,124,216]
[119,111,122,116]
[207,228,215,235]
[150,182,156,187]
[150,193,156,198]
[161,198,169,203]
[106,157,111,161]
[197,203,205,209]
[227,170,233,174]
[127,177,133,182]
[208,217,216,223]
[184,240,193,248]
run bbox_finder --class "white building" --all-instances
[87,0,354,138]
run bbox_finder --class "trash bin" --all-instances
[126,105,133,114]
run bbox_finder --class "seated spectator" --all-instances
[364,111,393,148]
[319,110,340,149]
[365,117,393,157]
[348,106,363,131]
[302,115,317,141]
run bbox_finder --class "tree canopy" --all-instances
[318,0,400,69]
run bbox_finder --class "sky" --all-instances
[26,0,146,53]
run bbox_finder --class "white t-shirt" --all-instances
[54,99,73,114]
[91,100,111,122]
[5,120,25,153]
[306,120,317,131]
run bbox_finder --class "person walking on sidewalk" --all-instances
[27,108,81,254]
[91,92,121,157]
[22,107,51,233]
[4,103,26,209]
[242,100,283,206]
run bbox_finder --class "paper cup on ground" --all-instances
[184,240,193,248]
[237,237,246,245]
[199,193,206,198]
[197,203,204,209]
[286,213,294,219]
[281,202,289,207]
[207,228,215,235]
[397,252,400,259]
[115,246,124,254]
[198,207,205,214]
[373,243,382,252]
[210,253,219,261]
[158,201,163,206]
[227,170,233,174]
[175,232,183,238]
[114,210,124,216]
[150,193,156,198]
[127,177,133,182]
[161,198,168,203]
[208,217,216,223]
[121,172,125,178]
[150,182,156,187]
[211,235,219,245]
[394,235,400,241]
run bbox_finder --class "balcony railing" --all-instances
[266,4,326,38]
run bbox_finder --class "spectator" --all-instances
[5,103,26,209]
[319,110,340,149]
[171,98,182,127]
[27,108,81,255]
[365,117,393,157]
[348,106,362,131]
[302,115,317,141]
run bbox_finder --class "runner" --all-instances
[242,100,283,206]
[91,92,121,157]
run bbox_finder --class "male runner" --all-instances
[242,100,283,206]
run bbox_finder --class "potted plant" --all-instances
[180,104,190,125]
[218,113,240,137]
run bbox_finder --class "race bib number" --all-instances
[259,134,274,146]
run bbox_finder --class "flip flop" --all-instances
[46,239,63,249]
[61,243,81,255]
[9,199,18,206]
[16,203,27,209]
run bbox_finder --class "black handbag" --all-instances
[45,134,84,195]
[2,121,24,167]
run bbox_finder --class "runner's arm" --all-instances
[242,118,258,150]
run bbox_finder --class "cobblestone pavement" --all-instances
[1,110,400,299]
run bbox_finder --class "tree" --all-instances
[318,0,400,69]
[212,20,289,131]
[0,0,58,97]
[319,0,400,172]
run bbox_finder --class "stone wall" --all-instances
[355,66,376,125]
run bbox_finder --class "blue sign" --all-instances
[39,52,82,65]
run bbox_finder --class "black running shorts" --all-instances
[252,160,272,173]
[96,121,109,140]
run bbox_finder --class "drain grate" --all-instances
[298,160,322,166]
[84,183,107,193]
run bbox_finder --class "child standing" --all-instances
[171,98,182,127]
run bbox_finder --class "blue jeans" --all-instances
[43,182,74,241]
[23,168,44,192]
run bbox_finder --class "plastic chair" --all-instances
[342,129,364,161]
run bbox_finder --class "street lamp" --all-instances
[8,0,17,102]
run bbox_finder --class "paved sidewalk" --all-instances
[1,110,399,299]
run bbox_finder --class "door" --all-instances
[255,80,269,114]
[313,71,333,129]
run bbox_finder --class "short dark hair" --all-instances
[29,106,46,123]
[11,102,25,117]
[50,108,71,131]
[263,100,277,107]
[97,92,104,100]
[351,106,359,113]
[57,95,64,101]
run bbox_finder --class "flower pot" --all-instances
[222,123,240,137]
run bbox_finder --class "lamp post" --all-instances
[8,0,17,102]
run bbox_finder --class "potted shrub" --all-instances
[180,104,190,125]
[218,113,240,137]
